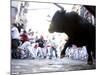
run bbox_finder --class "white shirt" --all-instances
[11,26,20,39]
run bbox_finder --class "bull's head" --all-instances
[49,10,80,35]
[49,10,66,33]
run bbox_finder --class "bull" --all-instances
[49,10,96,65]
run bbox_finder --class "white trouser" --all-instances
[47,47,51,56]
[42,48,47,57]
[27,46,36,58]
[80,47,88,60]
[36,47,44,58]
[47,47,57,58]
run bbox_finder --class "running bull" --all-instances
[49,10,96,65]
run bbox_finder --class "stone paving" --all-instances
[11,57,96,75]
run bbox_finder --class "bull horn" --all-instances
[53,3,64,11]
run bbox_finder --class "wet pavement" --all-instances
[11,57,96,75]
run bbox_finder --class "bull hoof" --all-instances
[87,61,93,65]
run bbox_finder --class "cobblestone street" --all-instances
[11,57,96,75]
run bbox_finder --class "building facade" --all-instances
[11,1,29,29]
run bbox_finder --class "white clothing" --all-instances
[19,41,31,58]
[19,41,36,58]
[27,46,36,58]
[11,26,20,39]
[19,41,30,50]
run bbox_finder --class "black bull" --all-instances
[49,11,96,65]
